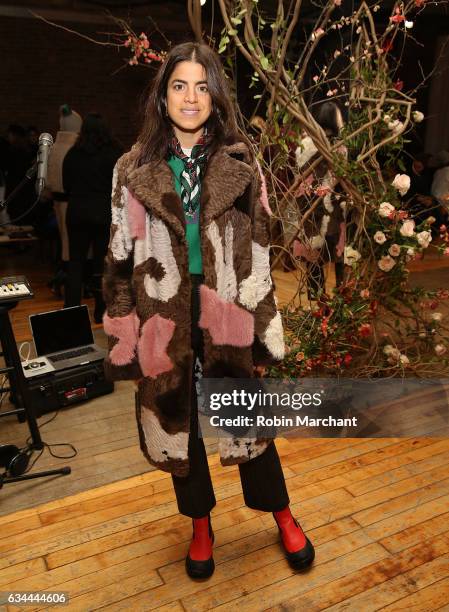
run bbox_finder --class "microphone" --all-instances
[35,133,54,195]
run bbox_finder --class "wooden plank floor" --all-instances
[0,436,448,611]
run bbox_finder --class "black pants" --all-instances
[171,275,290,518]
[65,217,109,310]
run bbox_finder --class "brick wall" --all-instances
[0,15,157,149]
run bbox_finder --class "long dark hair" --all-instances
[313,102,344,138]
[137,42,244,165]
[76,113,116,155]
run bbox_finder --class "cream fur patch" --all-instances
[218,437,269,461]
[110,184,133,261]
[263,311,285,360]
[134,215,181,302]
[140,407,189,463]
[239,241,272,311]
[206,221,237,301]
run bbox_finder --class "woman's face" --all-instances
[166,60,212,145]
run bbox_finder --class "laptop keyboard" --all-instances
[49,346,94,362]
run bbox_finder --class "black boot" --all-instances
[185,515,215,579]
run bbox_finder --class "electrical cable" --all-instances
[21,408,78,475]
[0,193,42,227]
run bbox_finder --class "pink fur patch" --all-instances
[103,311,139,365]
[199,285,254,347]
[137,314,175,378]
[256,160,272,216]
[128,189,146,240]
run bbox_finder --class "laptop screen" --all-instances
[30,305,94,356]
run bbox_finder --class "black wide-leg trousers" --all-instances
[171,275,290,519]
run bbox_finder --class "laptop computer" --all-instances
[29,305,107,372]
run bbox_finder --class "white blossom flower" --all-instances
[431,312,443,322]
[384,345,400,359]
[374,231,387,244]
[435,344,447,356]
[416,230,432,248]
[413,110,424,123]
[399,354,410,365]
[378,255,396,272]
[392,174,411,196]
[344,245,361,265]
[378,201,395,217]
[406,247,415,260]
[389,244,401,257]
[405,20,414,29]
[334,50,341,58]
[383,114,392,123]
[388,119,405,135]
[400,219,415,237]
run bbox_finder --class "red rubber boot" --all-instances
[185,515,215,579]
[273,507,315,571]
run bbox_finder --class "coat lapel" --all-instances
[127,160,186,240]
[125,142,254,238]
[201,142,254,224]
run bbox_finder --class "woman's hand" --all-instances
[254,365,266,378]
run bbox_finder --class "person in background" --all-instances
[63,112,122,322]
[431,150,449,224]
[46,105,83,295]
[285,101,347,298]
[405,152,444,235]
[26,126,39,156]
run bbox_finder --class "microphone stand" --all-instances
[0,163,38,213]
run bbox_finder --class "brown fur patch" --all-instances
[145,257,166,282]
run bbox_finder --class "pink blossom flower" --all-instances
[360,288,370,299]
[334,0,342,5]
[389,244,401,257]
[378,255,396,272]
[440,225,447,233]
[374,231,387,244]
[444,247,449,256]
[399,219,415,237]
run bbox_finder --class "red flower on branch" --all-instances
[358,323,372,338]
[391,8,405,23]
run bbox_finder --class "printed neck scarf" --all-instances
[168,133,210,219]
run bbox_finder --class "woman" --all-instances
[102,42,315,579]
[285,101,347,297]
[63,112,122,321]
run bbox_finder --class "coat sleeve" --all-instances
[249,165,286,366]
[102,157,143,381]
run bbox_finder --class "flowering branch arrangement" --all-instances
[205,0,449,377]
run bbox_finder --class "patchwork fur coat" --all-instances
[103,141,285,477]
